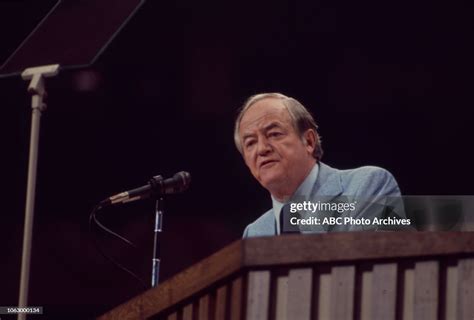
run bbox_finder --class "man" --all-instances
[235,93,405,238]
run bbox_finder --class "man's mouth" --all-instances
[260,160,278,168]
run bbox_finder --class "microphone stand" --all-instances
[151,196,164,288]
[18,64,59,320]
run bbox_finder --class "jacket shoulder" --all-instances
[338,165,401,196]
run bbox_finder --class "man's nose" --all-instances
[257,137,272,155]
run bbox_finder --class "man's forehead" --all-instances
[239,99,291,131]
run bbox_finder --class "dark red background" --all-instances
[0,0,473,318]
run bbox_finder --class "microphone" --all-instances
[100,171,191,207]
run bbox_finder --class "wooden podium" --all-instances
[99,232,474,320]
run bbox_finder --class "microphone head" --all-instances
[149,171,191,195]
[164,171,191,194]
[175,171,191,191]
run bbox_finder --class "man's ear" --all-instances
[303,129,317,154]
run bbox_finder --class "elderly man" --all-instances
[235,93,405,237]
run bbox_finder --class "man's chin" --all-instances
[259,173,286,191]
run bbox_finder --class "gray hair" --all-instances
[234,92,323,160]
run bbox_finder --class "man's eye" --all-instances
[269,131,282,137]
[245,140,256,148]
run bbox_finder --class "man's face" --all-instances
[239,98,316,199]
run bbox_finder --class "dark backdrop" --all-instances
[1,0,473,318]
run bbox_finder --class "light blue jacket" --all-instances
[243,162,403,238]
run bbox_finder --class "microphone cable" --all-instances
[88,204,148,290]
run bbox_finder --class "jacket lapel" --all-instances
[299,162,344,234]
[312,162,344,198]
[260,210,278,236]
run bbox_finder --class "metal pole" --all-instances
[17,65,59,320]
[151,197,163,288]
[18,85,46,320]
